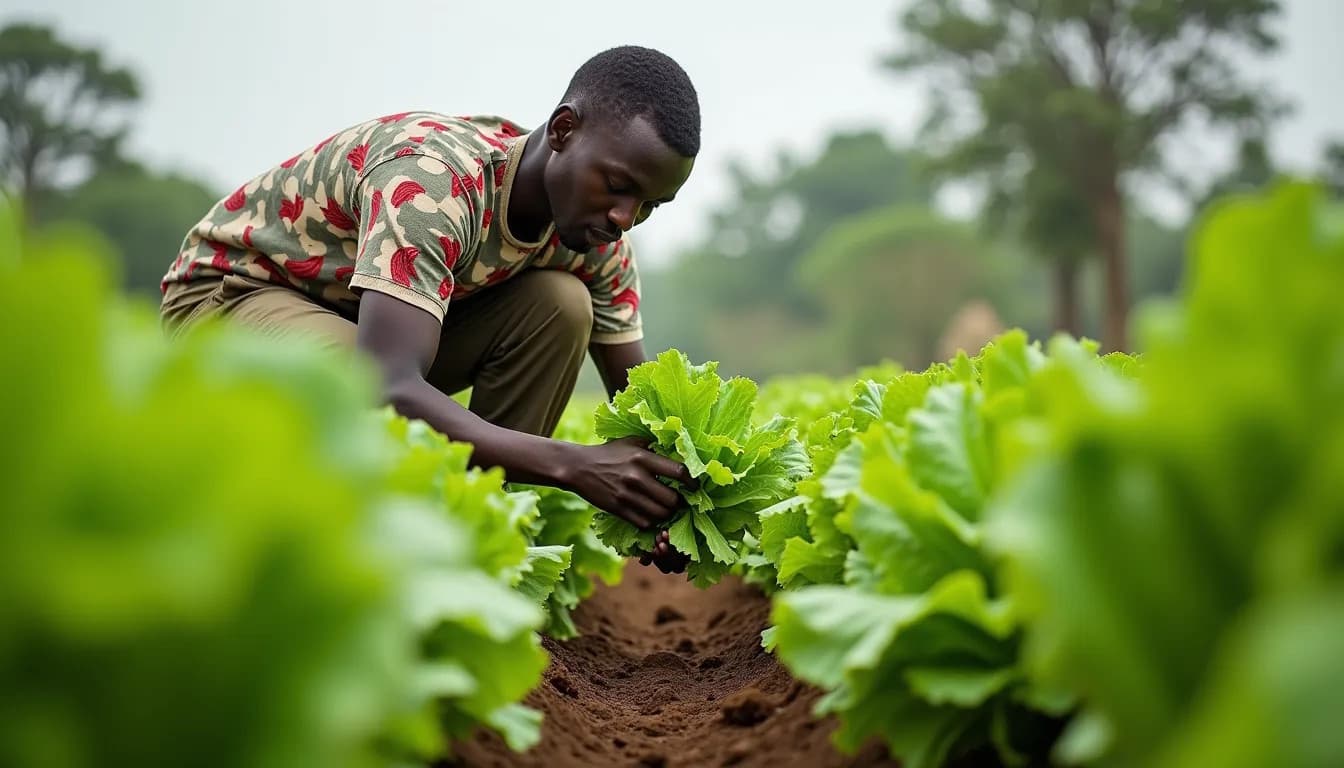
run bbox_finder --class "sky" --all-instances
[3,0,1341,266]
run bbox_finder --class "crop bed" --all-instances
[449,561,896,768]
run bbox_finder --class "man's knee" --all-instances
[526,270,593,347]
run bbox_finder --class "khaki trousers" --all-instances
[160,271,592,437]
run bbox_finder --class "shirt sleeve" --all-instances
[561,236,643,344]
[349,155,478,322]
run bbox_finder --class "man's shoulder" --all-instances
[360,111,528,154]
[450,113,531,140]
[330,112,526,188]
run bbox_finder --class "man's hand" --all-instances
[638,529,691,574]
[562,436,693,529]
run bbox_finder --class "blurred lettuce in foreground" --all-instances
[987,181,1344,767]
[374,412,557,759]
[0,216,557,766]
[0,229,406,768]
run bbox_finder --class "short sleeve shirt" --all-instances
[160,111,642,344]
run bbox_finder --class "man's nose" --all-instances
[608,200,638,232]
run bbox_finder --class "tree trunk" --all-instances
[1094,175,1128,351]
[19,143,40,230]
[1051,258,1080,338]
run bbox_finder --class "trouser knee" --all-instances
[527,270,593,354]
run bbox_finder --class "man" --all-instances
[159,45,698,572]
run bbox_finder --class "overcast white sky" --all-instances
[3,0,1341,265]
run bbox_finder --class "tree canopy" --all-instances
[0,23,140,213]
[886,0,1286,350]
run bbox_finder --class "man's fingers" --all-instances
[640,476,681,509]
[615,435,653,450]
[621,507,652,530]
[625,441,699,490]
[655,555,688,574]
[627,492,673,529]
[630,484,679,525]
[640,453,697,489]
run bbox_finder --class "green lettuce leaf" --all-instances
[513,545,574,606]
[592,350,808,587]
[770,572,1030,767]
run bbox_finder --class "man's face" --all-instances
[543,110,695,252]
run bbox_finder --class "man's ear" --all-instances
[547,104,582,152]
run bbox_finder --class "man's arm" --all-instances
[589,339,647,399]
[356,291,689,529]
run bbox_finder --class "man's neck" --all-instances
[506,129,553,243]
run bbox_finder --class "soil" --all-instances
[444,560,900,768]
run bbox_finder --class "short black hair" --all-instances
[562,45,701,157]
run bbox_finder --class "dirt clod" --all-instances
[721,689,775,727]
[549,675,579,698]
[654,605,686,624]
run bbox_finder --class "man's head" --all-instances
[543,45,700,252]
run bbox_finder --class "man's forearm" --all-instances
[590,339,649,399]
[386,376,576,488]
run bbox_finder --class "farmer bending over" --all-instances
[159,45,698,572]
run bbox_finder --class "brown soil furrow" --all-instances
[446,561,899,768]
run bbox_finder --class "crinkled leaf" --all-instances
[707,376,758,441]
[851,425,985,595]
[694,509,737,564]
[668,511,700,563]
[591,351,807,586]
[757,497,809,564]
[771,572,1020,764]
[512,545,573,606]
[778,537,848,586]
[819,438,865,501]
[907,383,991,521]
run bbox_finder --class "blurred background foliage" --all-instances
[0,6,1339,382]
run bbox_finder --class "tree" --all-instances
[0,23,140,217]
[1199,134,1276,207]
[640,130,937,378]
[1320,140,1343,198]
[887,0,1285,351]
[990,162,1095,336]
[699,129,935,310]
[797,204,1023,370]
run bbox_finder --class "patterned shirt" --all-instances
[161,111,642,344]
